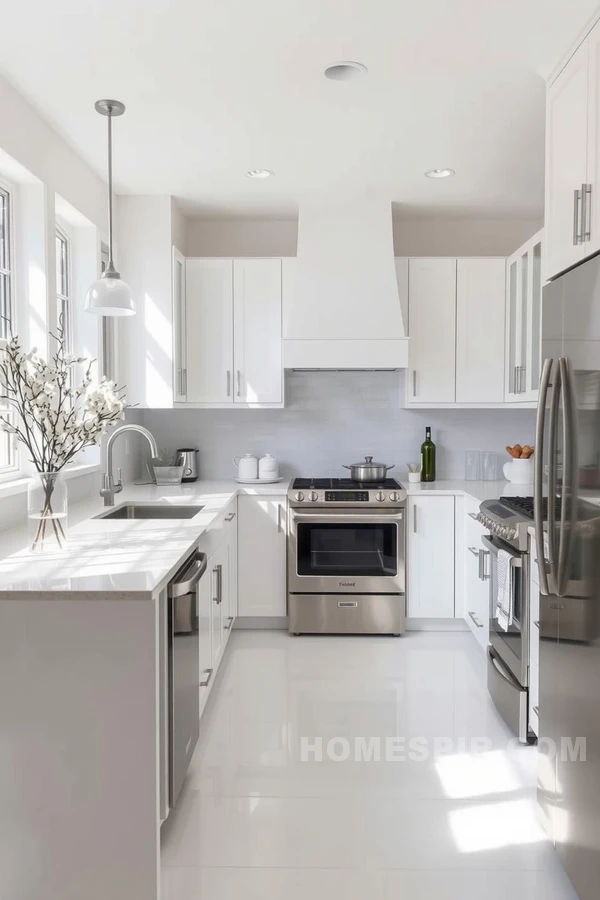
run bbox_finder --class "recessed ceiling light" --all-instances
[324,61,368,81]
[425,168,455,179]
[246,169,273,179]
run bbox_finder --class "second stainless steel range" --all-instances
[287,478,407,635]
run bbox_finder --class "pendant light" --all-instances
[86,99,135,316]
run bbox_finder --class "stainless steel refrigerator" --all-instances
[536,254,600,900]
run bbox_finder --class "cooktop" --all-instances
[292,477,402,490]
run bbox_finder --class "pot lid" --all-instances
[347,456,389,468]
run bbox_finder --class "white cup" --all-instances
[503,458,534,484]
[408,471,421,483]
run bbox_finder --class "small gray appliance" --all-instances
[176,448,199,482]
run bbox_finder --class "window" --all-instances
[0,186,12,341]
[0,184,18,476]
[55,227,72,351]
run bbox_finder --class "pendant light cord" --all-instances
[107,108,114,270]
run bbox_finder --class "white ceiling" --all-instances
[0,0,597,218]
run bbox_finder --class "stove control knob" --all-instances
[309,491,319,502]
[389,491,400,502]
[376,491,386,502]
[295,492,305,502]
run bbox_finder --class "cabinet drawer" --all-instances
[529,658,539,736]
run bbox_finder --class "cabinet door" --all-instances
[545,41,588,281]
[407,259,456,403]
[586,19,600,259]
[407,496,455,617]
[456,258,505,403]
[226,503,238,634]
[172,247,187,402]
[185,259,234,403]
[238,495,287,617]
[504,253,522,401]
[523,236,543,400]
[210,546,225,670]
[464,512,490,648]
[233,259,282,404]
[198,563,213,715]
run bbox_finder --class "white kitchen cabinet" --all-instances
[407,258,456,404]
[184,257,282,406]
[198,561,214,717]
[185,259,234,404]
[210,541,227,670]
[543,18,600,281]
[456,258,506,403]
[224,502,238,639]
[238,494,287,617]
[504,231,543,402]
[172,247,187,402]
[463,510,490,649]
[407,496,455,618]
[233,259,282,404]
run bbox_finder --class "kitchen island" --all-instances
[0,480,287,900]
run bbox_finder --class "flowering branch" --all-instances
[0,318,127,473]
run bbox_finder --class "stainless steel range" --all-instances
[476,496,541,742]
[287,478,407,635]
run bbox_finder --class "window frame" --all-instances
[0,176,20,480]
[55,221,73,355]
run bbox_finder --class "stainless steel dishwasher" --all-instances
[168,550,207,807]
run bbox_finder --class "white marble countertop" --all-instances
[404,479,527,504]
[0,479,290,599]
[0,475,524,598]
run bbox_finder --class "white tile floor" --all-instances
[161,630,579,900]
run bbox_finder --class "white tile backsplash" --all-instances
[142,371,535,481]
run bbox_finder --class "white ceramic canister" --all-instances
[234,454,259,479]
[502,458,534,484]
[258,453,279,480]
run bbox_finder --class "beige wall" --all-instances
[184,215,543,258]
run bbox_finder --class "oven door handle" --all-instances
[289,509,404,524]
[481,534,522,567]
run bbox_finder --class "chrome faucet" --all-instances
[100,424,159,507]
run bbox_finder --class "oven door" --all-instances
[485,534,529,687]
[288,508,405,594]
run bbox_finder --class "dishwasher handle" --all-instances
[169,551,208,598]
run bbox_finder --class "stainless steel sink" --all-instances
[96,504,204,520]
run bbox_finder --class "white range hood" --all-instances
[283,195,408,369]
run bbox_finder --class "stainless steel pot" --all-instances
[342,456,395,482]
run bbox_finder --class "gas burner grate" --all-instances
[500,496,561,520]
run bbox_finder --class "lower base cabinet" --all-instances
[464,509,490,649]
[407,495,455,617]
[238,494,287,617]
[198,499,237,717]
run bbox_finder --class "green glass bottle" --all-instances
[421,426,436,482]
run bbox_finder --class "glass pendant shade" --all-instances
[85,273,135,316]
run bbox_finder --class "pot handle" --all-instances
[342,464,352,470]
[233,457,241,467]
[386,464,395,471]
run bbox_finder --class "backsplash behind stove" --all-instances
[141,371,536,481]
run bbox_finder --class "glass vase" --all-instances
[27,471,68,554]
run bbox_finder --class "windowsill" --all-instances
[0,462,102,500]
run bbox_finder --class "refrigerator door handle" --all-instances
[546,359,562,593]
[557,357,578,596]
[534,358,554,596]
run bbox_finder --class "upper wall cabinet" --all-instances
[407,258,456,403]
[407,257,506,407]
[456,258,506,403]
[545,19,600,281]
[182,258,283,407]
[505,230,543,402]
